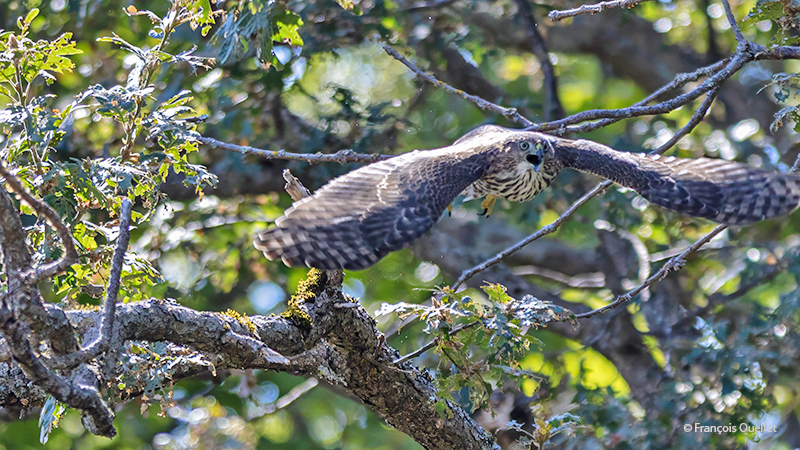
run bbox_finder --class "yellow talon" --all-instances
[479,195,497,217]
[446,203,453,217]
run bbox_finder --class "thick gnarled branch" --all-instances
[1,277,499,450]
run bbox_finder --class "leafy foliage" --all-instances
[746,0,800,45]
[378,284,573,411]
[747,1,800,133]
[212,0,305,69]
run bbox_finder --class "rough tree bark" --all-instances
[0,172,501,449]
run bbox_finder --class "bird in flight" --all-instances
[254,125,800,270]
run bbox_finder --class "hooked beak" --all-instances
[533,147,544,173]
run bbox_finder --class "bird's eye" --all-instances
[519,141,531,150]
[526,153,542,165]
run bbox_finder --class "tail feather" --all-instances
[254,224,381,270]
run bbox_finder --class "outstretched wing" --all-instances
[556,139,800,225]
[254,150,488,270]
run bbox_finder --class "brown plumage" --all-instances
[255,125,800,270]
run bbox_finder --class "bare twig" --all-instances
[0,162,78,281]
[276,377,318,408]
[279,169,345,283]
[792,153,800,173]
[552,60,726,135]
[382,44,535,127]
[720,0,746,46]
[529,52,747,133]
[515,0,565,120]
[654,88,719,153]
[643,62,725,103]
[512,265,605,288]
[51,198,134,370]
[755,44,800,60]
[248,377,319,419]
[394,320,481,365]
[451,180,612,292]
[199,136,391,165]
[575,225,727,319]
[548,0,653,21]
[98,199,132,344]
[282,169,312,201]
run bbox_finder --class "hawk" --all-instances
[254,125,800,270]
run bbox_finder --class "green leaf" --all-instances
[482,283,514,304]
[24,9,40,26]
[745,0,784,22]
[189,0,216,36]
[272,12,304,46]
[335,0,363,15]
[97,33,147,59]
[73,223,98,251]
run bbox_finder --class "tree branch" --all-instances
[574,225,727,319]
[0,188,33,273]
[0,184,81,357]
[721,0,746,46]
[382,44,534,127]
[394,320,481,364]
[16,281,498,449]
[0,307,116,437]
[0,162,78,281]
[530,52,746,132]
[51,199,134,369]
[548,0,653,21]
[515,0,565,120]
[198,136,391,164]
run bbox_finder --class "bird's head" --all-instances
[512,136,554,173]
[453,127,563,204]
[454,125,558,172]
